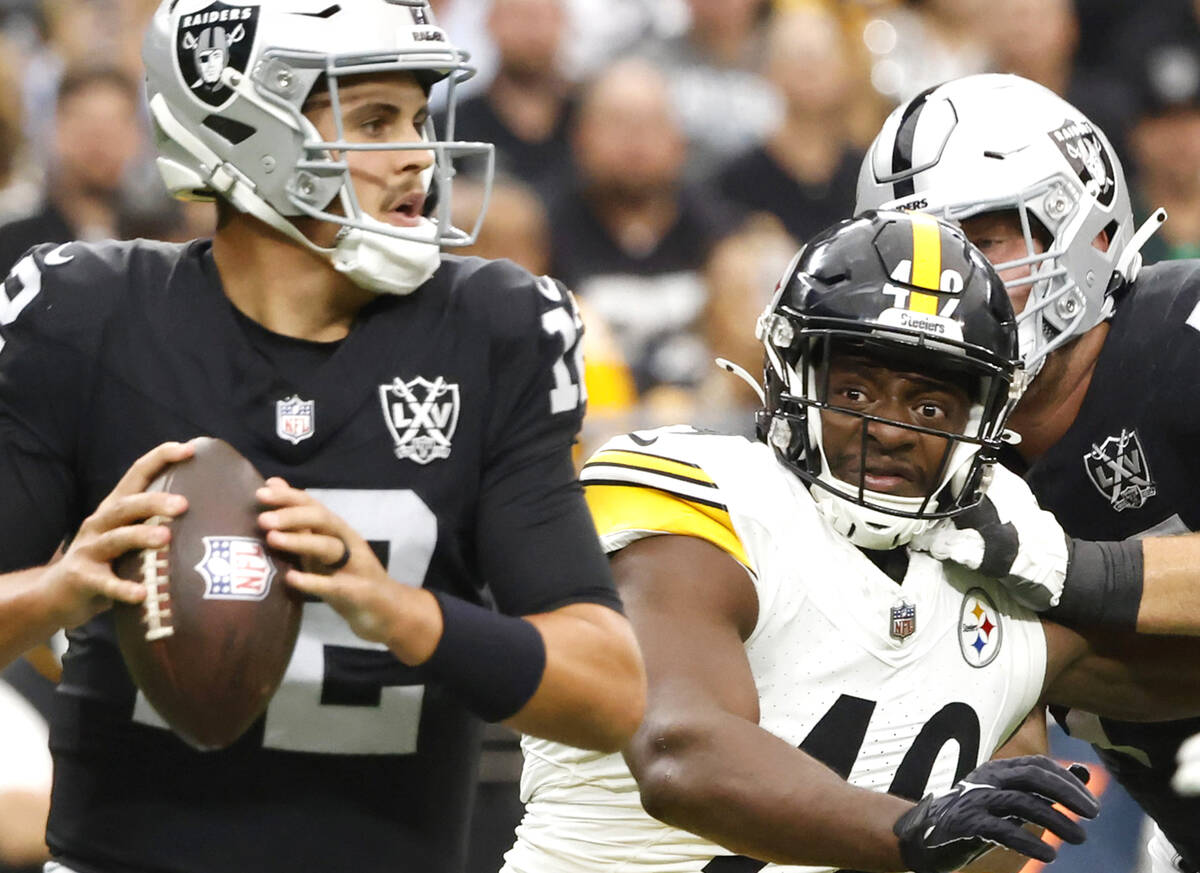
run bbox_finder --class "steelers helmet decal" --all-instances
[175,2,261,108]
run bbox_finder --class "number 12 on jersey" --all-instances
[538,277,588,415]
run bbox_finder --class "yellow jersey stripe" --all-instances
[585,449,715,487]
[584,483,752,571]
[910,212,942,291]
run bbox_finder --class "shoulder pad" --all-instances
[440,255,576,339]
[587,426,751,472]
[581,427,759,569]
[1,238,193,357]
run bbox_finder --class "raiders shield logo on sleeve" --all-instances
[175,2,260,108]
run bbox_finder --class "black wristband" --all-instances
[1049,538,1144,630]
[427,590,547,722]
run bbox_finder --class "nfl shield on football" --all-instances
[113,438,301,750]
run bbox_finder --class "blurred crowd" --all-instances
[4,0,1199,451]
[1,0,1200,870]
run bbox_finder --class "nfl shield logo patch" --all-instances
[276,395,315,445]
[175,1,260,109]
[195,536,276,601]
[890,600,916,641]
[379,376,460,464]
[1084,428,1157,512]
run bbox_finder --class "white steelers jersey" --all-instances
[503,426,1049,873]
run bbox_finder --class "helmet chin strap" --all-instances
[229,177,440,296]
[810,485,936,551]
[329,214,440,296]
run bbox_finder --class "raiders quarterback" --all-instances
[502,211,1200,873]
[857,73,1200,873]
[0,3,644,873]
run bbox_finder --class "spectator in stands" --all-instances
[714,6,862,246]
[561,0,687,82]
[0,66,142,276]
[444,0,576,196]
[548,58,738,403]
[987,0,1079,95]
[1129,30,1200,262]
[640,0,780,180]
[698,212,796,433]
[863,0,991,102]
[986,0,1134,162]
[0,36,30,221]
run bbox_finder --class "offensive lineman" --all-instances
[0,2,645,873]
[502,212,1200,873]
[856,73,1200,873]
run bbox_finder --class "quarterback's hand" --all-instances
[257,479,439,662]
[893,756,1098,873]
[910,466,1068,611]
[1174,732,1200,795]
[44,441,195,629]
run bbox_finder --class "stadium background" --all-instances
[0,0,1197,870]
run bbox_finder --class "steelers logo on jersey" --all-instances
[959,588,1003,668]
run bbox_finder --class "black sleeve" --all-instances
[0,244,104,571]
[473,267,622,617]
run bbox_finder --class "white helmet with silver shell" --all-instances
[856,74,1163,378]
[143,0,495,296]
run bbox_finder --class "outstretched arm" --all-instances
[615,534,1095,871]
[616,534,910,868]
[911,463,1200,636]
[1043,618,1200,721]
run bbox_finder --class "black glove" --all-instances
[893,756,1098,873]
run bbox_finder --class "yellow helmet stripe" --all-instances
[909,212,942,291]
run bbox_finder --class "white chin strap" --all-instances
[330,215,440,296]
[811,484,938,551]
[224,179,439,296]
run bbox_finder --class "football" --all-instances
[113,437,301,751]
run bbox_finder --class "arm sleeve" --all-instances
[0,244,97,571]
[473,269,621,617]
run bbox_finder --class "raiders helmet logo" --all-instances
[1048,119,1115,208]
[176,2,260,108]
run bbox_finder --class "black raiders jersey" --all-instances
[1001,259,1200,869]
[0,239,620,873]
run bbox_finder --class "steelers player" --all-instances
[0,2,643,872]
[857,73,1200,873]
[503,211,1200,873]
